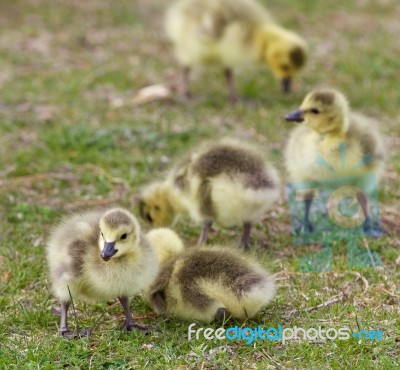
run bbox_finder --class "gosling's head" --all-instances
[98,208,140,261]
[138,183,175,227]
[285,88,350,134]
[264,28,307,93]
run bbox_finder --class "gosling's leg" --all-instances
[303,198,314,233]
[182,66,192,100]
[357,191,370,232]
[59,300,91,338]
[60,300,76,338]
[215,307,230,322]
[282,77,292,94]
[356,191,381,237]
[118,296,148,332]
[197,221,212,245]
[241,222,252,251]
[224,68,238,104]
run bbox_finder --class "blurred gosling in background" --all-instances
[139,138,280,250]
[46,208,158,337]
[166,0,308,102]
[285,88,385,235]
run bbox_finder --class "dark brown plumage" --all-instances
[191,144,275,190]
[313,91,335,105]
[103,211,133,229]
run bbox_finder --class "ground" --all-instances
[0,0,399,369]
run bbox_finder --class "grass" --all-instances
[0,0,399,368]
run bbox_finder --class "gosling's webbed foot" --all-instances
[122,319,149,333]
[294,221,314,235]
[362,217,384,239]
[228,93,239,105]
[183,90,193,101]
[61,329,77,339]
[78,328,92,337]
[61,328,92,339]
[303,220,314,234]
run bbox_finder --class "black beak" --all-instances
[101,241,118,261]
[285,109,305,123]
[282,78,292,93]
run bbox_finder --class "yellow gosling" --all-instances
[46,207,158,337]
[146,246,275,322]
[166,0,308,101]
[139,138,280,250]
[285,88,385,234]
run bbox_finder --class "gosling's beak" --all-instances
[101,241,118,261]
[282,77,292,93]
[285,109,305,123]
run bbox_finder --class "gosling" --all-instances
[146,246,275,322]
[139,139,280,249]
[166,0,308,102]
[46,207,158,337]
[285,88,385,235]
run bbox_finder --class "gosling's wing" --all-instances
[46,210,102,280]
[349,113,386,170]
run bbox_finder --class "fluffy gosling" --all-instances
[166,0,308,102]
[285,88,385,234]
[146,246,275,322]
[46,208,158,337]
[146,227,185,265]
[139,139,280,249]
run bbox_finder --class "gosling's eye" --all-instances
[154,205,160,211]
[310,108,320,114]
[120,233,128,240]
[101,232,104,238]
